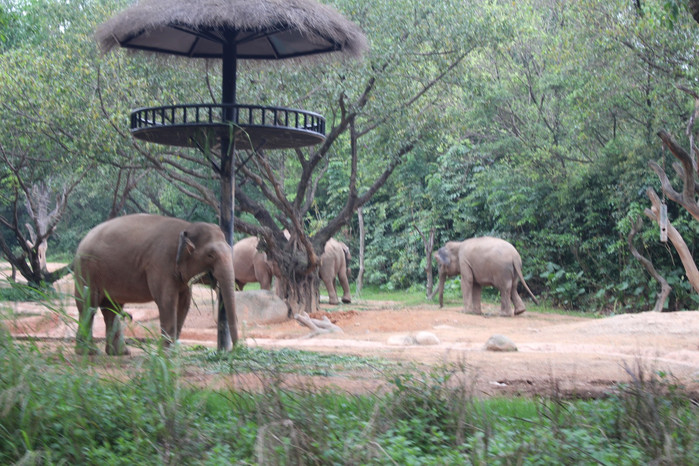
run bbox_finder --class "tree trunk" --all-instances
[356,207,365,296]
[645,188,699,294]
[266,234,345,336]
[0,180,75,287]
[415,225,436,297]
[276,271,320,316]
[25,224,48,275]
[275,268,341,335]
[627,216,671,312]
[434,269,446,307]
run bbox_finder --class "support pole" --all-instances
[217,30,239,351]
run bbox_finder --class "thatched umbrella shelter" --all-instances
[96,0,367,60]
[96,0,367,351]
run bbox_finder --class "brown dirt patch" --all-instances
[2,263,698,398]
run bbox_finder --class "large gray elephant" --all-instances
[434,237,538,316]
[73,214,237,355]
[232,236,279,291]
[320,238,352,305]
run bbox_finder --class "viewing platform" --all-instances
[130,103,326,150]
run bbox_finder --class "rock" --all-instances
[387,331,440,346]
[234,290,290,324]
[415,331,440,345]
[387,335,414,346]
[485,334,517,352]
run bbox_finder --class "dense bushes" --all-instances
[3,0,699,313]
[349,141,699,312]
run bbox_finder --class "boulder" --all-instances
[235,290,290,324]
[387,331,440,346]
[485,334,518,352]
[415,331,440,345]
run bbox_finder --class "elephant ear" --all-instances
[176,231,196,265]
[435,248,450,267]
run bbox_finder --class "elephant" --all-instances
[320,238,352,305]
[434,237,538,316]
[73,214,237,355]
[232,236,280,291]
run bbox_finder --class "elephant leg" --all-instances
[499,284,514,317]
[75,286,99,355]
[472,283,483,315]
[101,304,130,356]
[321,270,340,305]
[156,294,179,346]
[338,268,351,304]
[512,284,526,315]
[460,268,477,314]
[175,288,192,339]
[75,302,98,355]
[258,274,272,291]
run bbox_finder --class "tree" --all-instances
[0,0,153,286]
[649,123,699,293]
[94,0,488,321]
[224,0,489,319]
[0,149,82,285]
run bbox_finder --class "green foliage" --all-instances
[0,324,696,464]
[182,344,401,377]
[2,0,699,312]
[608,360,699,462]
[0,281,57,303]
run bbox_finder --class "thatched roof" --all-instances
[95,0,368,61]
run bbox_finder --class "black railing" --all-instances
[130,103,325,135]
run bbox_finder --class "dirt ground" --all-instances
[2,264,698,398]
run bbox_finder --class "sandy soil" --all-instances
[2,264,698,398]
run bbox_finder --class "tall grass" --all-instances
[1,279,696,464]
[1,323,696,464]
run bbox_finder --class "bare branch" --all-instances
[676,84,699,175]
[654,130,699,221]
[645,187,699,294]
[627,216,670,312]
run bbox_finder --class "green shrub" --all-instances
[1,326,696,464]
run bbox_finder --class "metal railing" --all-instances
[130,103,325,135]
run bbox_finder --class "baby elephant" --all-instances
[434,237,538,316]
[320,238,352,305]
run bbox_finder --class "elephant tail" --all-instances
[514,262,539,305]
[342,244,351,277]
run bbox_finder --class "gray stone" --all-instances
[387,331,440,346]
[235,290,290,324]
[415,331,440,345]
[485,334,518,352]
[387,334,415,346]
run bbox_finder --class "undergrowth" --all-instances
[0,325,696,465]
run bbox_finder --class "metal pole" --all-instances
[217,30,238,351]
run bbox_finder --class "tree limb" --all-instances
[626,216,670,312]
[656,129,698,214]
[645,187,699,294]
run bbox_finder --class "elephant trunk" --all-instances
[436,268,446,308]
[214,263,238,349]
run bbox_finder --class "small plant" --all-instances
[608,359,699,464]
[374,362,479,458]
[0,281,58,303]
